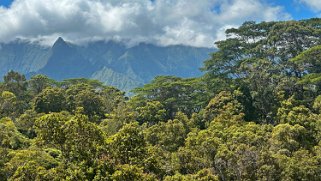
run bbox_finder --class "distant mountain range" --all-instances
[0,37,214,92]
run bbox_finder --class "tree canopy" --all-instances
[1,18,321,180]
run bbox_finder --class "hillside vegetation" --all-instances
[1,18,321,180]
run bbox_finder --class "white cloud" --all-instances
[300,0,321,11]
[0,0,291,47]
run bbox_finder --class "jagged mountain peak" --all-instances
[52,37,68,49]
[55,37,65,43]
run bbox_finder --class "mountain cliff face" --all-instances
[38,37,98,80]
[0,40,50,75]
[0,38,214,92]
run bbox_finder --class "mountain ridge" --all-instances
[0,37,214,92]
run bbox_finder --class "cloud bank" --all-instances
[0,0,290,47]
[300,0,321,11]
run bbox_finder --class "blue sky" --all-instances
[0,0,11,7]
[0,0,320,47]
[271,0,318,20]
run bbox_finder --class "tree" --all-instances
[239,58,281,121]
[203,90,245,127]
[132,76,209,119]
[35,113,105,163]
[35,112,69,150]
[4,150,58,180]
[135,101,167,125]
[65,83,105,119]
[62,114,105,162]
[100,102,136,136]
[144,114,191,152]
[2,71,28,99]
[28,74,55,95]
[269,124,309,154]
[111,164,155,181]
[174,130,221,174]
[9,161,52,181]
[164,169,218,181]
[108,123,146,165]
[99,86,126,114]
[15,110,44,138]
[290,45,321,103]
[0,91,19,118]
[274,150,321,180]
[277,96,319,146]
[0,117,29,149]
[0,148,9,181]
[204,91,241,120]
[73,89,104,119]
[202,19,321,122]
[33,87,66,113]
[61,78,105,89]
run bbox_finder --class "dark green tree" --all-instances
[33,87,66,113]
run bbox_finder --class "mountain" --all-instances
[38,37,98,80]
[0,39,50,75]
[0,38,214,92]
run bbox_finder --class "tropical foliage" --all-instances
[1,18,321,180]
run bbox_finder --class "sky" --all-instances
[0,0,320,47]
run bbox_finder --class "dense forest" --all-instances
[1,18,321,180]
